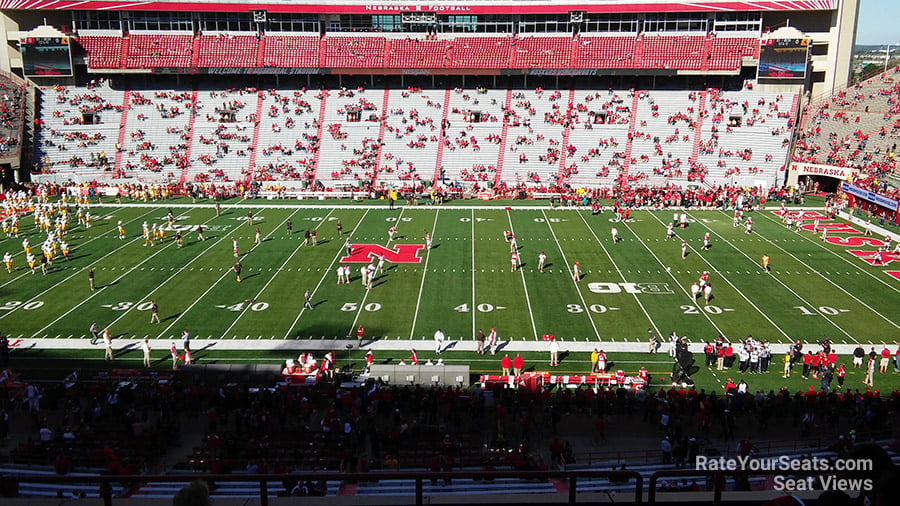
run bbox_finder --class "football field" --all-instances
[3,200,898,354]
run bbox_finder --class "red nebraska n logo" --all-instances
[341,244,424,263]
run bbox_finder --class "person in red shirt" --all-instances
[895,344,900,373]
[357,326,364,348]
[802,352,812,379]
[717,346,726,370]
[513,353,524,376]
[501,354,512,376]
[810,353,820,380]
[880,347,891,373]
[724,345,734,369]
[364,349,373,373]
[408,349,418,365]
[836,363,846,388]
[827,352,838,367]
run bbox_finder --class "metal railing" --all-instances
[0,469,644,506]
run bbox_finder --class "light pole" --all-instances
[885,44,900,74]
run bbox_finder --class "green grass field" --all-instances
[4,199,900,392]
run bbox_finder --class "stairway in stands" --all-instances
[689,91,707,164]
[178,86,199,185]
[308,90,329,183]
[556,88,576,183]
[246,89,265,181]
[432,88,452,183]
[493,88,514,187]
[112,88,131,176]
[619,92,640,184]
[371,88,391,186]
[118,36,130,69]
[190,37,200,67]
[255,36,266,68]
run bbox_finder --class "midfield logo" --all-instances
[340,244,425,263]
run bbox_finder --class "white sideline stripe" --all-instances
[283,209,370,339]
[754,210,900,328]
[221,209,333,339]
[541,209,601,341]
[155,209,292,339]
[506,210,538,341]
[683,211,856,343]
[408,210,439,339]
[0,208,159,317]
[348,209,405,337]
[576,210,665,339]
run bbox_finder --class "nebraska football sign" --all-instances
[341,244,424,263]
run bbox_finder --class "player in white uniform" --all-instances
[610,226,619,244]
[3,252,12,273]
[681,240,687,260]
[360,266,368,286]
[666,223,674,240]
[690,282,701,300]
[702,232,710,250]
[745,217,752,234]
[336,265,343,285]
[572,261,581,282]
[366,264,376,289]
[425,231,432,250]
[377,254,385,275]
[488,328,497,355]
[679,212,687,229]
[864,220,872,236]
[388,226,396,241]
[509,234,517,253]
[26,252,35,274]
[703,283,713,305]
[538,252,547,272]
[117,220,125,239]
[232,238,239,258]
[510,252,518,272]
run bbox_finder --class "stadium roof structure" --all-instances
[1,0,839,14]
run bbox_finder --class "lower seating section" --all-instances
[197,34,258,67]
[254,88,323,184]
[324,36,385,68]
[34,80,123,175]
[77,35,123,69]
[126,34,193,69]
[33,83,794,188]
[262,35,320,67]
[0,73,25,156]
[188,88,256,183]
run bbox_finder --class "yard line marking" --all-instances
[471,209,476,345]
[756,210,900,320]
[542,210,601,341]
[506,210,538,341]
[221,209,331,339]
[155,209,290,340]
[647,211,787,338]
[348,209,405,339]
[576,211,664,339]
[283,209,370,339]
[408,210,439,339]
[684,211,857,343]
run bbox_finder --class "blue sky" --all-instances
[856,0,900,45]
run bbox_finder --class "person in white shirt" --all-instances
[549,337,559,367]
[434,329,445,354]
[538,252,546,272]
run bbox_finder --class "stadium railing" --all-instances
[0,469,644,505]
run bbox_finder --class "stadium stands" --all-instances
[126,34,194,69]
[33,82,796,188]
[261,35,320,68]
[76,31,763,73]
